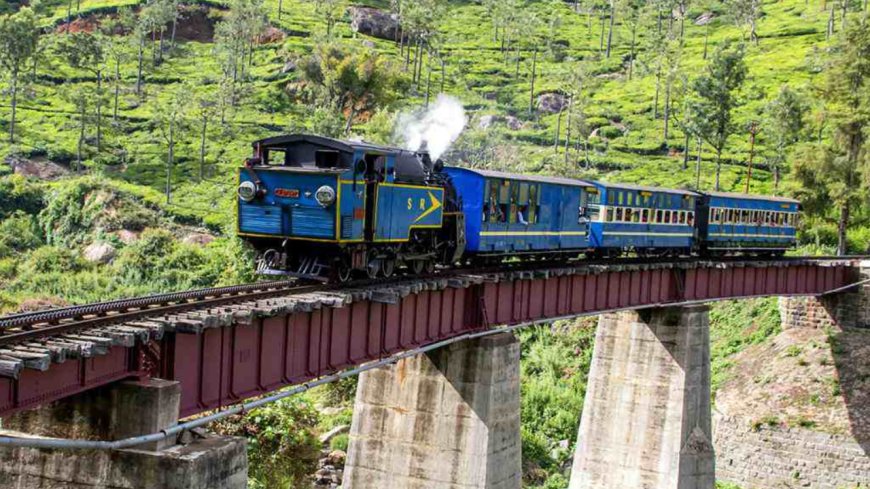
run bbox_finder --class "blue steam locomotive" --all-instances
[237,135,799,281]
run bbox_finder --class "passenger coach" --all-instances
[699,192,799,255]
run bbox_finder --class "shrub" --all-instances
[18,246,86,276]
[213,398,321,489]
[329,433,349,452]
[0,175,44,219]
[0,211,43,257]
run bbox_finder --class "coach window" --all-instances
[655,209,663,223]
[528,185,539,224]
[606,207,614,222]
[607,192,615,205]
[498,180,511,223]
[616,208,624,222]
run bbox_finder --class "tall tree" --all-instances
[621,0,647,80]
[0,7,39,143]
[153,84,191,203]
[794,21,870,255]
[763,85,808,192]
[729,0,763,45]
[687,41,748,190]
[192,89,218,181]
[57,32,107,152]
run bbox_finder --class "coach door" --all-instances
[363,154,387,241]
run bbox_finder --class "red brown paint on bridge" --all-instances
[0,259,859,419]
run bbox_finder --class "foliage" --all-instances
[0,6,39,142]
[709,298,781,393]
[793,20,870,255]
[213,397,321,489]
[0,211,43,258]
[0,175,44,219]
[763,85,808,192]
[517,319,595,484]
[686,40,747,190]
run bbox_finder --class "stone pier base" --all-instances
[344,333,522,489]
[0,378,247,489]
[569,306,715,489]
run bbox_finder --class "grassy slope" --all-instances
[0,2,861,488]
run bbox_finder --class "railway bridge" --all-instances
[0,257,867,489]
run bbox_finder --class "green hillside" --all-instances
[0,0,869,487]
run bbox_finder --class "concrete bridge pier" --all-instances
[569,306,714,489]
[0,378,247,489]
[344,333,523,489]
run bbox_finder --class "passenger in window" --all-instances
[517,205,529,225]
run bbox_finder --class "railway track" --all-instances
[0,254,863,349]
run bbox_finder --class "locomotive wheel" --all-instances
[337,263,352,283]
[424,260,435,274]
[366,259,381,279]
[410,260,425,275]
[381,258,396,278]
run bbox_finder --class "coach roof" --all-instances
[456,168,593,187]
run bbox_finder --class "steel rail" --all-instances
[0,255,864,344]
[1,272,867,451]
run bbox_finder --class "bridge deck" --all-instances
[0,258,861,418]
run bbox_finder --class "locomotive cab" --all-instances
[237,134,452,281]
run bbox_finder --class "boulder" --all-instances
[5,155,69,180]
[478,115,498,130]
[280,60,297,74]
[536,92,568,113]
[83,242,116,264]
[113,230,139,245]
[695,11,715,26]
[183,233,215,246]
[349,6,402,41]
[505,115,523,130]
[326,450,346,466]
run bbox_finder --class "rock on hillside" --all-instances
[5,156,69,180]
[716,321,870,438]
[349,7,401,41]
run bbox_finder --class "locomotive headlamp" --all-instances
[315,185,336,207]
[238,181,258,202]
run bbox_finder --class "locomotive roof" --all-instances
[701,190,800,204]
[459,168,594,188]
[593,181,700,197]
[253,134,421,157]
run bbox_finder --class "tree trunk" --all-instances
[599,16,605,51]
[703,23,710,59]
[653,64,661,119]
[77,102,86,171]
[96,70,102,152]
[628,25,636,80]
[171,17,178,50]
[714,149,722,191]
[67,0,73,32]
[113,59,120,121]
[344,106,357,135]
[529,47,538,117]
[563,97,574,163]
[158,29,165,64]
[200,117,208,181]
[514,43,521,79]
[166,121,174,204]
[440,57,446,93]
[695,136,702,189]
[663,77,671,142]
[605,0,615,58]
[554,108,563,151]
[279,0,283,19]
[137,38,144,97]
[425,54,433,107]
[773,163,780,193]
[8,69,18,144]
[682,131,690,170]
[837,203,849,256]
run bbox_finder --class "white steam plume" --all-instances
[396,94,467,160]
